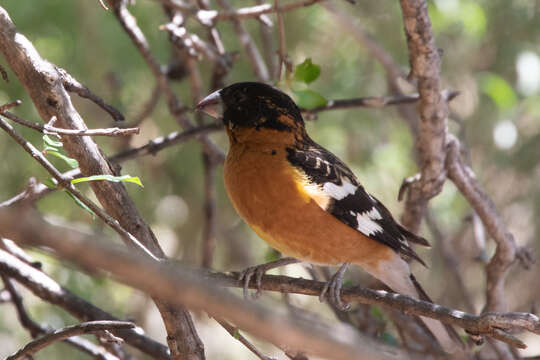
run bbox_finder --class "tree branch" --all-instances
[7,321,135,360]
[0,6,205,359]
[0,247,171,359]
[1,108,139,136]
[445,135,534,313]
[398,0,448,233]
[0,207,427,360]
[2,208,538,353]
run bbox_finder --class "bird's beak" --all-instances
[196,89,223,119]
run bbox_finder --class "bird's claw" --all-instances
[238,265,265,299]
[319,264,351,311]
[237,257,299,300]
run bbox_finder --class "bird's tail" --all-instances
[409,274,464,353]
[361,256,464,354]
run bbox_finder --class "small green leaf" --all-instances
[43,178,57,189]
[370,305,384,321]
[43,134,62,148]
[294,58,321,84]
[382,332,398,346]
[293,89,328,110]
[65,191,95,218]
[264,248,280,263]
[45,149,79,169]
[480,73,517,110]
[233,329,240,339]
[71,174,144,187]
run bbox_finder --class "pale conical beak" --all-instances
[196,89,223,119]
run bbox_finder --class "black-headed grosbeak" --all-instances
[197,82,462,353]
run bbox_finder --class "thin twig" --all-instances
[445,135,534,313]
[1,275,120,360]
[59,68,125,121]
[0,248,170,359]
[274,0,288,80]
[0,63,8,82]
[215,0,270,81]
[107,0,224,162]
[322,2,406,83]
[215,319,276,360]
[7,321,135,360]
[0,117,159,262]
[303,90,459,114]
[194,0,324,23]
[1,110,139,136]
[110,123,223,163]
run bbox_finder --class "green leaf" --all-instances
[44,149,79,169]
[71,174,144,187]
[294,58,321,84]
[233,329,240,339]
[293,89,328,110]
[480,73,517,110]
[382,332,398,346]
[460,2,486,38]
[43,134,63,148]
[65,191,95,218]
[264,248,280,263]
[43,178,57,189]
[370,305,385,321]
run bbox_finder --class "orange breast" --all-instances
[224,143,394,267]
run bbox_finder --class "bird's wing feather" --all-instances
[286,141,429,265]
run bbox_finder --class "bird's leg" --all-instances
[238,257,300,299]
[319,263,350,311]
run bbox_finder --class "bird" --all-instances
[197,82,463,353]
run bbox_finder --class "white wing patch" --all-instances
[323,180,357,200]
[364,207,382,220]
[355,207,384,235]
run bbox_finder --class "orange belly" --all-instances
[224,144,394,267]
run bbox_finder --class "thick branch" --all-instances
[0,248,170,359]
[1,208,538,352]
[0,208,423,360]
[398,0,448,233]
[0,7,204,359]
[445,135,534,313]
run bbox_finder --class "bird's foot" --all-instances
[238,257,300,300]
[319,263,350,311]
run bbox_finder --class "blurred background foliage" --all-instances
[0,0,539,359]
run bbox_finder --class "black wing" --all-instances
[286,139,429,265]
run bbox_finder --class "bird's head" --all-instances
[197,82,306,144]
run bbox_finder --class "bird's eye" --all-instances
[233,91,247,104]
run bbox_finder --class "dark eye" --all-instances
[233,90,247,104]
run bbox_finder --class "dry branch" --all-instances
[445,135,534,314]
[398,0,448,233]
[0,6,204,359]
[1,108,139,136]
[1,275,120,360]
[0,248,170,359]
[303,90,459,114]
[106,0,224,163]
[0,207,425,360]
[1,208,538,353]
[6,321,135,360]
